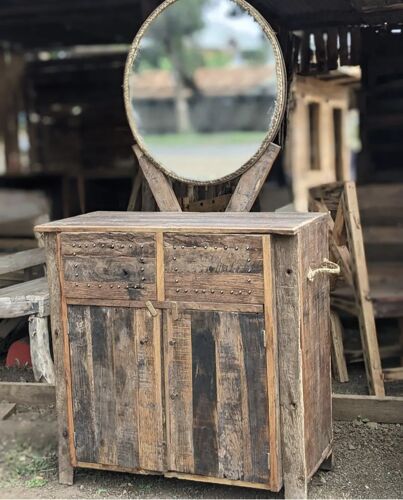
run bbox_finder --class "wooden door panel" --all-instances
[67,305,164,471]
[166,309,270,484]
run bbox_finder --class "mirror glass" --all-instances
[125,0,286,184]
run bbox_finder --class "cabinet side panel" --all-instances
[272,234,307,498]
[300,220,332,477]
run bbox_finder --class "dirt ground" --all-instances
[0,401,401,499]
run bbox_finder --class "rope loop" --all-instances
[307,258,340,282]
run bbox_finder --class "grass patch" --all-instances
[0,444,56,489]
[146,131,265,147]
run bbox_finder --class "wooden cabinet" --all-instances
[38,212,332,498]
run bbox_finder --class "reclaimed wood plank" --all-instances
[332,394,403,424]
[136,309,164,471]
[330,311,349,383]
[191,311,218,477]
[166,311,194,473]
[342,182,385,396]
[239,313,269,484]
[272,233,307,499]
[36,211,327,236]
[216,312,245,481]
[91,306,117,465]
[63,256,155,283]
[0,248,45,275]
[133,145,182,213]
[262,235,282,492]
[113,307,139,469]
[0,402,16,420]
[28,315,55,384]
[43,233,74,485]
[68,305,96,464]
[299,220,332,478]
[60,232,155,258]
[165,273,263,305]
[226,144,281,212]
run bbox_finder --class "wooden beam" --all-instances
[0,382,55,405]
[0,402,16,420]
[133,146,182,213]
[226,143,281,213]
[332,394,403,424]
[2,382,401,425]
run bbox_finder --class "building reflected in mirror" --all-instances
[127,0,280,182]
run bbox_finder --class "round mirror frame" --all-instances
[123,0,287,185]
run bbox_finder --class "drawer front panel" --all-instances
[60,232,156,300]
[164,234,264,304]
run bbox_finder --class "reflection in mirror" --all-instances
[126,0,284,183]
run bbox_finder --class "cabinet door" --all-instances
[165,308,270,485]
[67,305,164,472]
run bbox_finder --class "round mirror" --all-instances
[124,0,286,184]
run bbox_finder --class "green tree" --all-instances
[140,0,210,132]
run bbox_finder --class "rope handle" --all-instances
[307,258,340,282]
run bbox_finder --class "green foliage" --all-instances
[0,444,56,489]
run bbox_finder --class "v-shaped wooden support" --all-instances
[130,143,280,213]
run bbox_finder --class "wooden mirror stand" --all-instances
[129,143,281,213]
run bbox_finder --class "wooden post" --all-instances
[225,143,280,212]
[43,233,74,485]
[133,146,182,212]
[28,315,55,384]
[342,182,385,396]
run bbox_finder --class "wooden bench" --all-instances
[0,248,54,383]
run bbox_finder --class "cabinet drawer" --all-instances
[60,232,157,300]
[164,234,264,304]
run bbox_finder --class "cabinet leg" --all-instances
[59,455,74,485]
[283,475,308,499]
[320,452,334,472]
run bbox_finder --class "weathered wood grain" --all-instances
[113,307,139,468]
[63,282,157,301]
[262,235,282,492]
[43,233,74,485]
[239,313,269,484]
[0,382,55,405]
[165,273,263,305]
[133,145,182,213]
[272,233,307,499]
[91,306,117,465]
[0,278,49,318]
[0,248,45,275]
[216,312,246,481]
[36,211,327,236]
[63,256,155,283]
[68,306,96,464]
[28,315,55,384]
[136,309,164,472]
[163,234,263,273]
[60,232,155,257]
[191,311,219,477]
[226,143,281,212]
[166,311,194,473]
[299,220,332,478]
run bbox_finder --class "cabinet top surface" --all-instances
[36,211,326,235]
